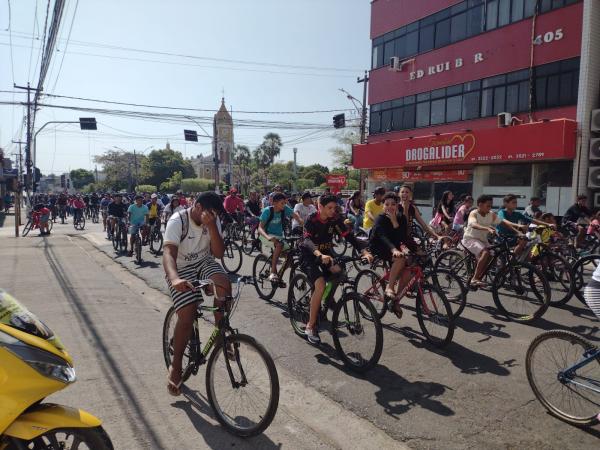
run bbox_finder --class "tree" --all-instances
[181,178,215,193]
[232,145,251,193]
[70,169,95,189]
[94,150,142,191]
[257,133,283,166]
[140,147,195,189]
[328,129,359,168]
[136,184,157,193]
[159,171,183,193]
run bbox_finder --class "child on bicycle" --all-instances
[462,195,523,288]
[300,194,372,344]
[33,203,51,236]
[369,192,420,317]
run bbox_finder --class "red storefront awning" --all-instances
[352,119,577,169]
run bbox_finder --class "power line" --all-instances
[49,0,79,94]
[26,0,40,82]
[6,0,15,84]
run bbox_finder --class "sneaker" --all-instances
[268,273,279,282]
[305,326,321,345]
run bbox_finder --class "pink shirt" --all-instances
[224,195,244,214]
[587,219,599,235]
[453,204,469,226]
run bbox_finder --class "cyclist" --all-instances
[345,190,364,234]
[369,192,419,313]
[431,191,455,232]
[524,196,543,219]
[300,194,371,344]
[163,196,183,226]
[163,191,231,396]
[397,184,441,240]
[452,196,474,233]
[563,194,592,249]
[100,193,111,232]
[146,193,164,234]
[90,192,100,217]
[72,195,86,225]
[292,192,316,234]
[462,195,523,288]
[56,193,67,223]
[127,195,149,256]
[107,193,127,236]
[32,203,51,236]
[363,186,386,233]
[223,188,245,222]
[257,192,303,282]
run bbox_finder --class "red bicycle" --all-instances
[22,210,52,237]
[354,256,455,347]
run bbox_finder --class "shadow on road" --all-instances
[175,387,282,450]
[455,315,511,342]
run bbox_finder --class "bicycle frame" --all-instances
[559,346,600,394]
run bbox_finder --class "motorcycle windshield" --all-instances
[0,289,65,351]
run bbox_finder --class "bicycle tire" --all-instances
[112,229,119,251]
[221,240,243,274]
[252,254,277,300]
[491,261,550,323]
[331,293,383,373]
[150,230,163,254]
[287,272,312,338]
[47,218,53,232]
[206,333,279,437]
[241,228,255,255]
[9,426,114,450]
[22,220,32,237]
[162,306,198,383]
[428,268,468,320]
[331,234,348,257]
[573,254,600,303]
[434,249,472,285]
[135,235,142,263]
[526,329,600,426]
[415,283,454,347]
[353,269,388,319]
[532,251,575,306]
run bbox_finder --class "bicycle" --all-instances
[287,255,383,372]
[131,224,145,264]
[434,237,551,323]
[57,204,67,224]
[22,211,53,237]
[252,237,301,300]
[91,205,99,224]
[147,219,164,254]
[526,329,600,426]
[572,253,600,304]
[354,253,455,347]
[241,218,261,256]
[112,218,128,253]
[73,209,86,231]
[220,236,243,274]
[162,275,279,437]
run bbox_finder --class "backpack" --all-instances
[264,206,287,236]
[178,209,190,242]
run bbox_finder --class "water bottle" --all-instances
[322,281,333,305]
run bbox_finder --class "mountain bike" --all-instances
[221,237,243,274]
[434,237,551,323]
[241,218,261,256]
[162,275,279,437]
[287,255,383,372]
[73,210,85,231]
[132,224,145,264]
[526,329,600,426]
[148,219,164,254]
[22,211,53,237]
[353,254,455,347]
[252,237,301,300]
[91,206,99,224]
[112,218,128,253]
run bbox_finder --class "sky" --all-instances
[0,0,371,176]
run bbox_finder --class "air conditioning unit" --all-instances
[588,167,600,188]
[389,56,401,71]
[591,109,600,132]
[498,112,512,127]
[590,138,600,160]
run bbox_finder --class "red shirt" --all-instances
[73,199,85,209]
[224,195,244,214]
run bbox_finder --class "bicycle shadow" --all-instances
[135,260,161,269]
[173,387,282,450]
[556,300,600,320]
[454,315,511,342]
[313,342,454,419]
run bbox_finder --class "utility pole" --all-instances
[357,71,369,195]
[133,149,138,190]
[213,117,220,193]
[293,148,298,192]
[14,84,42,198]
[11,140,26,236]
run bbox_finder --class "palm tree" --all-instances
[259,133,282,166]
[232,145,251,193]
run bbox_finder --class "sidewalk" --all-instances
[0,207,22,236]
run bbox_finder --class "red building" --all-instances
[353,0,600,218]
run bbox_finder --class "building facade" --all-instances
[353,0,600,218]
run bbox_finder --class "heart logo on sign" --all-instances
[449,133,476,161]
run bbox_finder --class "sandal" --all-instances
[384,289,396,299]
[167,366,183,397]
[469,279,486,288]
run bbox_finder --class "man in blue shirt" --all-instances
[496,194,553,256]
[257,192,302,281]
[127,195,149,256]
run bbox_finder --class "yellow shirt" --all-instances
[148,203,159,218]
[363,199,384,229]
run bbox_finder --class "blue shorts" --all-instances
[129,223,144,235]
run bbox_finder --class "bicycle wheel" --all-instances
[428,268,468,320]
[221,240,243,274]
[162,306,198,383]
[526,330,600,426]
[75,215,85,230]
[119,228,127,253]
[47,218,53,232]
[241,228,255,255]
[112,229,119,251]
[491,261,550,323]
[287,272,312,337]
[331,293,383,373]
[22,220,32,237]
[434,249,471,285]
[10,426,114,450]
[416,283,454,347]
[533,252,575,306]
[150,230,163,254]
[331,234,348,257]
[252,254,277,300]
[135,235,142,263]
[206,333,279,437]
[573,254,600,303]
[92,211,99,223]
[353,269,388,319]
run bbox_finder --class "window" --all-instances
[446,95,462,122]
[416,102,430,127]
[430,99,446,125]
[368,57,579,134]
[371,0,581,68]
[483,164,532,186]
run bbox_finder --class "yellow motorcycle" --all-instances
[0,290,113,449]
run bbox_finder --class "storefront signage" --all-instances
[325,174,347,193]
[409,52,484,81]
[352,119,576,170]
[370,168,471,182]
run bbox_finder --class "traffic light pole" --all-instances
[14,83,42,199]
[357,71,369,195]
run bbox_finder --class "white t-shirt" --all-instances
[293,203,316,228]
[164,208,222,268]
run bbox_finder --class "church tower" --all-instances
[214,98,233,170]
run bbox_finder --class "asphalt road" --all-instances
[2,217,600,449]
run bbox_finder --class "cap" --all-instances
[229,188,237,194]
[151,193,158,198]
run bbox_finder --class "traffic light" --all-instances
[333,113,346,129]
[184,129,198,142]
[60,174,66,188]
[79,117,97,130]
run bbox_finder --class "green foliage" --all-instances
[93,150,142,191]
[82,182,101,193]
[70,168,95,189]
[140,148,195,188]
[181,178,215,193]
[296,178,315,191]
[159,171,183,193]
[136,184,157,193]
